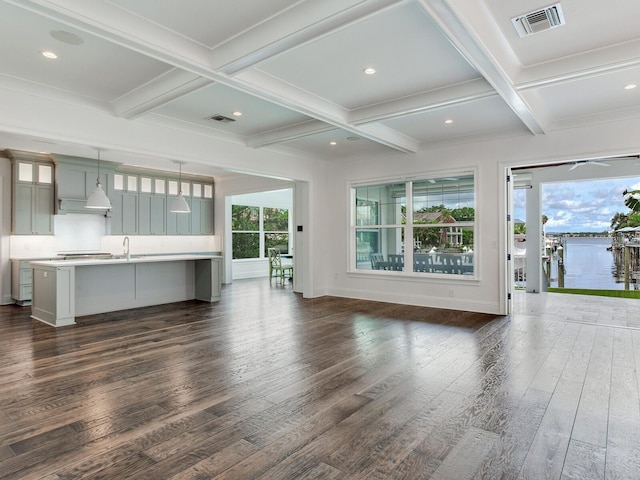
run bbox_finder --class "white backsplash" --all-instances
[10,213,221,258]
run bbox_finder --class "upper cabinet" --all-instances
[5,150,55,235]
[6,151,215,236]
[108,167,214,236]
[55,154,117,215]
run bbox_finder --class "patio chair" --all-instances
[268,248,293,284]
[388,254,404,271]
[370,253,386,270]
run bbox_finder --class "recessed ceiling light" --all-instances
[363,67,376,75]
[232,111,242,116]
[444,119,454,124]
[41,50,58,59]
[624,84,637,90]
[330,141,337,146]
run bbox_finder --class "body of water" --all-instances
[551,236,632,290]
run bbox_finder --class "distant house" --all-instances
[414,212,462,246]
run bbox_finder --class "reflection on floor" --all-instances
[1,280,639,479]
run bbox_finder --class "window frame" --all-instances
[349,170,478,279]
[231,204,292,260]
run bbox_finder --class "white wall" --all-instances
[323,117,640,314]
[3,85,640,312]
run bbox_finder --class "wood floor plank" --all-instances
[2,280,640,479]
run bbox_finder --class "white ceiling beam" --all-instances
[215,0,406,75]
[416,0,545,135]
[113,69,212,119]
[247,120,335,148]
[8,0,418,153]
[350,78,496,124]
[234,70,418,152]
[515,40,640,90]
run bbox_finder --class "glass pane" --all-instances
[127,175,137,192]
[168,180,178,195]
[181,181,190,196]
[192,183,202,197]
[232,232,260,259]
[413,175,475,223]
[355,183,405,226]
[154,178,165,194]
[265,233,289,256]
[204,184,213,198]
[38,164,52,184]
[140,177,152,193]
[413,226,474,275]
[263,208,288,231]
[355,227,405,271]
[113,174,124,191]
[18,162,33,182]
[231,205,259,230]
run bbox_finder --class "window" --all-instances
[352,174,475,276]
[263,207,289,256]
[232,205,260,259]
[232,205,290,259]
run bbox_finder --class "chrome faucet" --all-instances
[123,236,130,261]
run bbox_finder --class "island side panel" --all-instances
[135,260,195,304]
[75,263,137,316]
[31,265,76,327]
[195,258,222,302]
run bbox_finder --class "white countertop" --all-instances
[30,254,222,268]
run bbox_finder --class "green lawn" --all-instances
[546,287,640,299]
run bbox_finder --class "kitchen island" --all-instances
[30,255,222,327]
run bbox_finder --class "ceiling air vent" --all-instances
[208,114,235,123]
[512,3,565,38]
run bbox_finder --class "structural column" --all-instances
[525,182,543,293]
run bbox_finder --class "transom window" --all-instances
[352,174,476,276]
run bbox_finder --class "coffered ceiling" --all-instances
[0,0,639,173]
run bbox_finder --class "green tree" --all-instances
[623,189,640,213]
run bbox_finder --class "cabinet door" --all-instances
[166,201,191,234]
[200,199,214,235]
[109,192,124,235]
[177,203,191,234]
[34,185,54,234]
[138,195,152,235]
[13,184,34,234]
[122,194,138,234]
[150,196,166,234]
[191,198,202,234]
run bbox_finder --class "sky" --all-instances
[513,177,640,233]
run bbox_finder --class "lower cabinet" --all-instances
[11,258,54,305]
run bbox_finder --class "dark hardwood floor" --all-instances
[1,279,640,479]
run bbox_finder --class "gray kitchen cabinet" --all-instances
[11,257,55,305]
[108,168,213,236]
[110,193,138,235]
[55,154,117,214]
[7,150,55,235]
[138,176,166,234]
[166,203,192,235]
[150,196,166,234]
[109,173,138,234]
[191,198,214,234]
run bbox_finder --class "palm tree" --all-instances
[623,189,640,212]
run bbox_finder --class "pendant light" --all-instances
[170,162,191,213]
[85,149,112,209]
